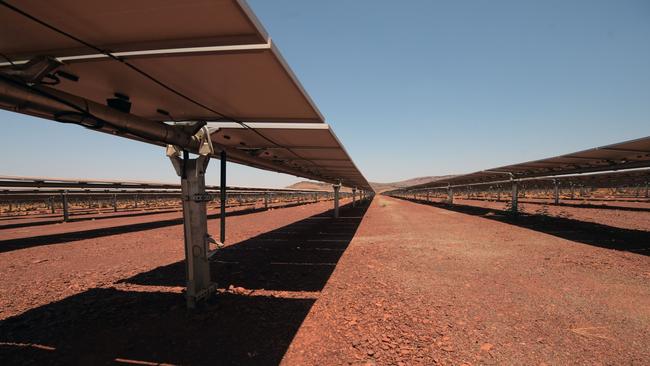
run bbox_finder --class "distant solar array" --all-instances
[0,175,330,193]
[390,135,650,192]
[0,175,344,224]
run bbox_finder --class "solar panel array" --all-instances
[399,135,650,191]
[0,175,332,193]
[0,0,372,191]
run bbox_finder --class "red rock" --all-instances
[480,343,494,352]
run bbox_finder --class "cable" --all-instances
[0,73,160,142]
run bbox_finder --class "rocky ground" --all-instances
[1,195,649,365]
[283,196,650,365]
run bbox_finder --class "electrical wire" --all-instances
[0,73,162,142]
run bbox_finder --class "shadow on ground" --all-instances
[461,197,650,212]
[0,288,313,365]
[0,200,371,365]
[398,197,650,256]
[0,200,335,254]
[121,202,370,291]
[0,207,183,230]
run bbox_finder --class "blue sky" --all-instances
[1,0,649,187]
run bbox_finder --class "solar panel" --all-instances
[1,1,268,57]
[0,1,374,309]
[207,123,372,190]
[0,0,372,190]
[0,0,322,123]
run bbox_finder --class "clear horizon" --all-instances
[1,0,649,187]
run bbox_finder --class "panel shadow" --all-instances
[0,200,337,254]
[462,197,650,212]
[0,199,372,365]
[0,288,313,366]
[399,197,650,256]
[121,201,371,292]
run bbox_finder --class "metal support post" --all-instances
[134,194,138,209]
[182,156,214,308]
[447,186,454,204]
[511,179,518,215]
[333,183,341,218]
[553,180,560,205]
[220,150,227,245]
[62,190,69,222]
[264,192,269,209]
[113,194,118,212]
[352,188,357,207]
[166,126,219,308]
[49,197,55,214]
[167,142,217,308]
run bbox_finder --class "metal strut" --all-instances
[220,149,227,245]
[167,126,218,308]
[333,183,341,218]
[61,190,69,222]
[510,174,519,215]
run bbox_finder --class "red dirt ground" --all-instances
[445,197,650,232]
[1,195,649,365]
[0,197,330,231]
[282,196,650,365]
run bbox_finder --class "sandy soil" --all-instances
[1,195,649,365]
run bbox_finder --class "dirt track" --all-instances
[1,196,649,365]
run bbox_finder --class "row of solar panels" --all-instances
[0,175,332,193]
[387,136,650,193]
[0,0,372,191]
